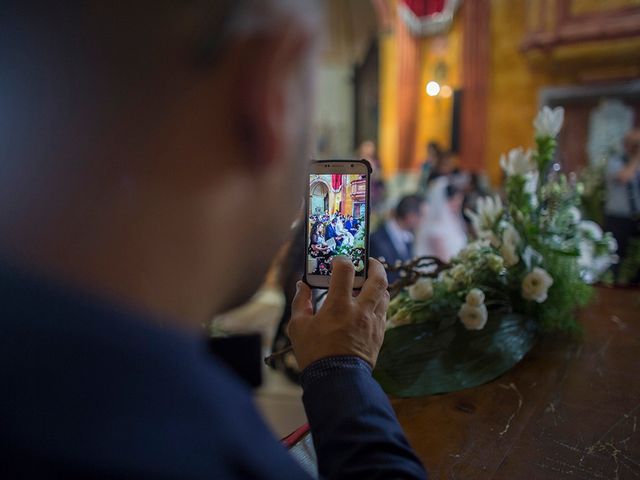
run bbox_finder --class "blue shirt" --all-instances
[0,265,426,479]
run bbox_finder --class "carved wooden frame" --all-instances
[522,0,640,51]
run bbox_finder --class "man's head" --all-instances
[0,1,322,326]
[395,195,427,232]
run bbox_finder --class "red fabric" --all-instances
[281,423,311,448]
[402,0,445,17]
[331,174,343,191]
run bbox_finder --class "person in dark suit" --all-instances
[0,2,426,479]
[324,217,343,246]
[345,215,358,235]
[370,195,427,283]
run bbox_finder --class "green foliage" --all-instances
[374,313,537,397]
[534,136,557,179]
[535,251,593,333]
[379,107,617,398]
[578,162,606,225]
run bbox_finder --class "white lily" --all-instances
[464,195,504,241]
[500,147,536,177]
[533,106,564,138]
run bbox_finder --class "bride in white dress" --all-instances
[415,176,467,262]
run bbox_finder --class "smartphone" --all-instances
[304,159,371,289]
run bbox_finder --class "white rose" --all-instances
[533,106,564,138]
[407,278,434,301]
[466,288,485,307]
[521,267,554,303]
[458,303,488,330]
[500,147,536,177]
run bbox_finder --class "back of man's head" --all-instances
[395,195,426,232]
[396,195,425,220]
[0,0,322,326]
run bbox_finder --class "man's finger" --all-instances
[374,288,390,322]
[291,281,313,319]
[326,256,355,303]
[357,258,388,311]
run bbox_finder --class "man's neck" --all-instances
[0,182,232,331]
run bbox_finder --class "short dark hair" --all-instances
[395,194,425,219]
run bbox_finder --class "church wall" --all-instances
[378,0,640,184]
[486,0,640,185]
[414,13,462,168]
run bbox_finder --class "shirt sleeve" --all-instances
[300,356,428,480]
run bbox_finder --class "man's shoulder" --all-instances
[0,268,303,479]
[370,223,391,242]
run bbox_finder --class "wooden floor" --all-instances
[393,287,640,479]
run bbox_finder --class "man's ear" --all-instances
[229,24,311,172]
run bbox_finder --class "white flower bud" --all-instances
[465,288,485,307]
[458,303,488,330]
[500,243,519,267]
[487,254,505,272]
[533,106,564,138]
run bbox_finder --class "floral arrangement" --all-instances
[374,107,618,397]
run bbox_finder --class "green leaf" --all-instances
[373,313,537,398]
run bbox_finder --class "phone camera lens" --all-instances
[350,164,354,167]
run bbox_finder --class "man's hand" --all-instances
[289,256,390,370]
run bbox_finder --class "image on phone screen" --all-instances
[307,172,368,280]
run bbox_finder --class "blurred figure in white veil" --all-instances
[415,176,467,262]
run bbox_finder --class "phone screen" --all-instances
[307,170,369,285]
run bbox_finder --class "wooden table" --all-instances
[393,287,640,479]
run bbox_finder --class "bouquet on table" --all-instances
[374,107,618,398]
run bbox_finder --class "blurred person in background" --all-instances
[357,139,385,210]
[462,172,492,229]
[415,178,467,262]
[419,140,443,191]
[605,128,640,281]
[370,195,427,283]
[0,1,426,479]
[426,150,460,185]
